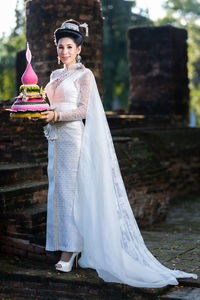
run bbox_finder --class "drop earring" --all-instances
[76,54,81,63]
[57,56,61,65]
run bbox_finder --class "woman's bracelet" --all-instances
[51,112,60,124]
[54,111,58,122]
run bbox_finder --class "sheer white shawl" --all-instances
[73,72,197,288]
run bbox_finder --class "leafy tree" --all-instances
[13,0,26,37]
[101,0,153,111]
[0,0,26,100]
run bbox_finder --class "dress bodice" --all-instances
[48,78,79,107]
[45,63,85,112]
[44,62,92,124]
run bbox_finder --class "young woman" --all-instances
[41,19,197,288]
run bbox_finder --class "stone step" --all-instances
[0,203,52,262]
[0,235,59,263]
[0,180,48,213]
[4,203,47,239]
[0,252,162,300]
[29,231,46,247]
[0,163,47,187]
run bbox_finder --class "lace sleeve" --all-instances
[59,70,92,121]
[50,69,62,81]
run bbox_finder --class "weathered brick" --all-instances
[25,0,103,97]
[32,244,46,255]
[1,244,27,256]
[27,251,47,262]
[128,25,189,125]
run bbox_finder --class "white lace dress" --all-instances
[44,63,91,252]
[44,62,197,288]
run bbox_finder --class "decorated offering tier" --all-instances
[7,43,53,118]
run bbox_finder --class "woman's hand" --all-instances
[40,111,55,122]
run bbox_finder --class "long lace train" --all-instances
[73,72,197,288]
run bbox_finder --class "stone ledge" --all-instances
[0,181,48,202]
[0,163,47,186]
[0,253,169,300]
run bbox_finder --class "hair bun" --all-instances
[54,19,89,46]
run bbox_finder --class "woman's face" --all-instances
[57,37,81,68]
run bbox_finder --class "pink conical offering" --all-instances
[7,42,52,118]
[21,43,38,85]
[21,63,38,85]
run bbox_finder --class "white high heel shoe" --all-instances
[55,252,79,272]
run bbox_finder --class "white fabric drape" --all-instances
[73,72,198,288]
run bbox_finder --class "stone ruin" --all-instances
[26,0,103,95]
[0,1,200,261]
[128,25,189,125]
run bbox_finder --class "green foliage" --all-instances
[101,0,153,111]
[164,0,200,20]
[0,0,26,100]
[157,0,200,124]
[13,0,26,37]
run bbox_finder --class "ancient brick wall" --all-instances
[110,123,200,226]
[0,101,47,164]
[128,25,189,125]
[25,0,103,95]
[1,105,200,226]
[1,104,200,259]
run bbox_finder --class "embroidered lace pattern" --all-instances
[47,64,92,122]
[59,70,92,121]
